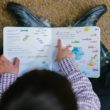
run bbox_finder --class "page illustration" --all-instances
[52,27,100,78]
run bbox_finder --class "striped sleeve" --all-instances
[0,73,18,99]
[58,57,101,110]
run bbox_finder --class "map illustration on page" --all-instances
[3,27,100,78]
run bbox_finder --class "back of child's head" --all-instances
[0,70,78,110]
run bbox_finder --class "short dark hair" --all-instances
[0,70,78,110]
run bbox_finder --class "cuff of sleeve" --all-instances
[1,73,18,92]
[58,57,81,76]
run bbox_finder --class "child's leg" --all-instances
[69,5,107,26]
[7,2,51,27]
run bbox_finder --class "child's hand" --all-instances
[56,39,75,61]
[0,55,20,74]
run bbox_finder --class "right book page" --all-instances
[51,27,100,78]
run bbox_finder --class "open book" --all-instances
[3,27,100,78]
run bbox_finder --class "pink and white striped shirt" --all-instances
[0,57,101,110]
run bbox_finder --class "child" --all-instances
[0,39,100,110]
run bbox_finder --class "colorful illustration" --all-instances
[23,35,30,41]
[72,47,84,60]
[71,40,80,43]
[87,55,97,66]
[84,27,90,32]
[87,61,96,66]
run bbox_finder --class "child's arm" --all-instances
[0,55,19,98]
[58,58,100,110]
[56,39,101,110]
[0,73,18,98]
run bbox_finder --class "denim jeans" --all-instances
[0,47,3,55]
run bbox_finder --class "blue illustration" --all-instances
[72,47,84,60]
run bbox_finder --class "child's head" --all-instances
[0,70,78,110]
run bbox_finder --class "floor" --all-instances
[0,0,110,50]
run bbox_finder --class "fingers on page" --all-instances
[57,39,62,50]
[0,55,11,64]
[13,57,20,68]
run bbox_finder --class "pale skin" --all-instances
[0,39,75,74]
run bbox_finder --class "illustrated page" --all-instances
[4,27,52,76]
[52,27,100,78]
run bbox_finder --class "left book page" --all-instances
[3,27,52,76]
